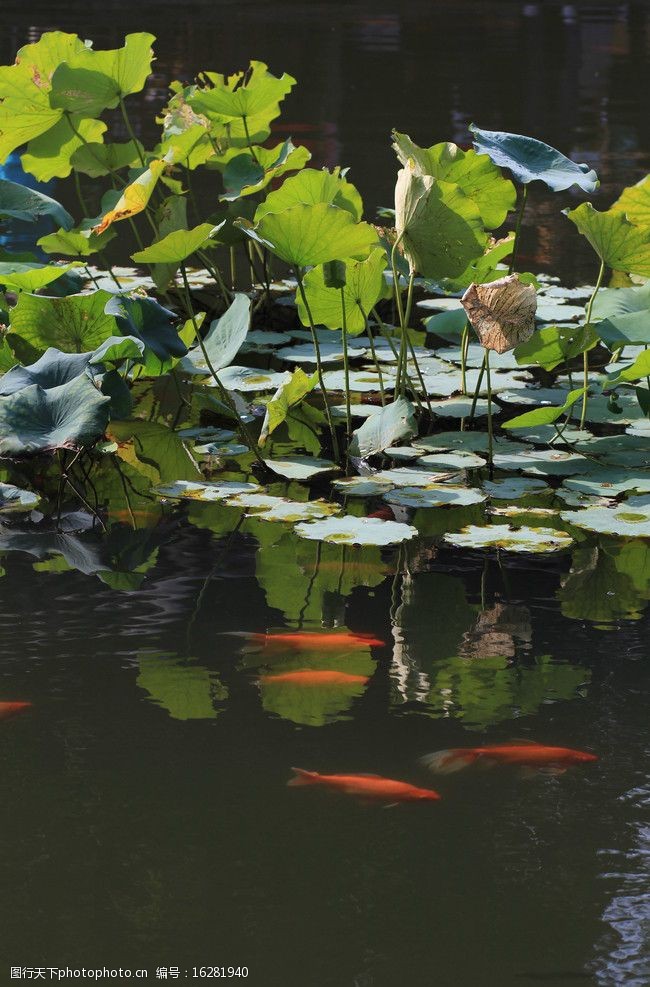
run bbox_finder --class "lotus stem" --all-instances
[118,97,146,167]
[509,184,528,274]
[340,289,352,438]
[196,250,232,307]
[485,348,494,478]
[361,310,385,406]
[469,355,486,422]
[580,258,606,428]
[295,268,340,461]
[179,262,265,466]
[460,320,470,394]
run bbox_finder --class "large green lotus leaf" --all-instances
[243,202,378,267]
[0,374,110,454]
[422,307,468,341]
[0,347,92,395]
[469,124,599,192]
[190,61,295,121]
[606,350,650,387]
[444,523,573,553]
[417,450,486,469]
[591,283,650,346]
[393,132,516,228]
[395,164,487,279]
[104,294,187,362]
[611,174,650,227]
[49,64,120,117]
[558,541,650,623]
[38,226,115,258]
[131,223,219,264]
[255,167,363,221]
[0,482,40,513]
[295,514,417,546]
[70,139,144,178]
[296,248,389,334]
[137,652,225,721]
[7,290,119,362]
[349,397,417,458]
[108,420,201,482]
[22,115,107,183]
[514,324,598,371]
[91,335,145,367]
[561,496,650,537]
[565,203,650,277]
[183,292,250,372]
[220,140,311,201]
[50,32,155,111]
[0,32,87,160]
[0,262,80,292]
[0,178,73,229]
[441,234,515,292]
[157,124,215,171]
[502,387,586,429]
[259,367,317,445]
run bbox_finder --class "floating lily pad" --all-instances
[417,450,486,470]
[372,466,459,487]
[383,485,486,508]
[489,505,558,518]
[0,483,40,513]
[444,523,573,553]
[516,424,593,445]
[215,366,289,392]
[434,343,523,371]
[535,300,583,323]
[322,369,394,393]
[155,479,259,501]
[555,489,617,509]
[385,446,422,461]
[226,492,340,522]
[483,477,551,499]
[429,397,491,418]
[332,476,396,497]
[495,387,571,407]
[563,469,650,497]
[560,497,650,537]
[493,449,592,476]
[276,341,368,364]
[331,404,382,420]
[413,431,525,455]
[263,456,339,480]
[295,514,417,546]
[194,442,249,458]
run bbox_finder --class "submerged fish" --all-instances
[0,702,31,720]
[260,670,369,686]
[421,743,598,775]
[250,631,385,649]
[288,767,441,803]
[367,507,396,521]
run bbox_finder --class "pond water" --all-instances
[1,2,650,985]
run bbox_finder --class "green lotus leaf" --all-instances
[383,485,486,508]
[502,387,587,429]
[37,226,115,258]
[7,290,119,363]
[90,335,145,366]
[606,350,650,387]
[131,222,220,264]
[259,367,317,445]
[22,116,107,182]
[108,420,200,482]
[0,374,110,455]
[514,325,598,371]
[422,307,468,341]
[395,163,487,279]
[445,523,573,553]
[440,234,516,292]
[295,514,417,546]
[349,397,417,458]
[321,368,393,392]
[296,248,389,334]
[226,492,339,522]
[430,397,491,418]
[469,124,599,192]
[493,447,592,477]
[255,167,363,221]
[50,65,122,117]
[413,431,524,455]
[104,294,187,362]
[190,60,295,121]
[591,283,650,347]
[364,466,457,488]
[332,476,395,497]
[417,450,487,469]
[263,455,338,480]
[0,482,40,513]
[560,496,650,537]
[563,468,650,497]
[220,139,310,201]
[611,173,650,227]
[137,652,225,721]
[0,348,93,395]
[241,202,378,267]
[0,262,80,292]
[183,292,250,374]
[565,202,650,277]
[206,366,288,392]
[483,477,551,499]
[0,178,73,229]
[155,479,259,501]
[580,393,645,425]
[70,139,144,177]
[393,132,516,228]
[51,32,156,109]
[158,125,215,171]
[0,31,87,160]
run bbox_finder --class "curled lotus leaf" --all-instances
[295,514,417,546]
[565,203,650,278]
[349,398,417,459]
[0,348,92,396]
[0,178,73,229]
[0,375,110,455]
[256,167,363,222]
[461,274,536,354]
[469,124,599,193]
[383,485,487,509]
[444,523,573,553]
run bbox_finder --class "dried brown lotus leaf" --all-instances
[461,274,537,353]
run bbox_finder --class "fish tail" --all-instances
[287,767,320,787]
[420,749,478,774]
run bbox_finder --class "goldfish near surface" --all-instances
[288,768,441,803]
[260,671,369,686]
[251,632,384,649]
[421,743,598,775]
[0,702,31,720]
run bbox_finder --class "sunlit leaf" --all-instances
[259,367,317,445]
[444,523,573,553]
[131,222,220,263]
[611,173,650,227]
[93,160,165,234]
[255,167,363,221]
[502,387,587,429]
[220,139,310,201]
[240,202,378,267]
[296,248,389,334]
[349,397,417,458]
[183,292,250,372]
[0,262,80,292]
[295,514,417,546]
[7,290,118,362]
[565,202,650,277]
[71,139,144,177]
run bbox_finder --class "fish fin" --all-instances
[287,767,320,787]
[420,749,477,774]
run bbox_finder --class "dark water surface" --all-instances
[1,2,650,985]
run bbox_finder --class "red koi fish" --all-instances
[421,743,598,775]
[251,632,384,649]
[260,670,369,686]
[288,768,441,803]
[367,507,396,521]
[0,702,32,720]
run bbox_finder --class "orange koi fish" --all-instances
[251,632,385,649]
[367,507,396,521]
[288,768,441,803]
[421,743,598,775]
[260,670,369,686]
[0,702,32,720]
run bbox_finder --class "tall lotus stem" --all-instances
[485,348,494,477]
[580,258,605,428]
[509,184,528,275]
[340,289,352,438]
[295,269,340,461]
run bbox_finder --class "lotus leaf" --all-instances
[469,124,599,192]
[483,477,551,499]
[560,497,650,537]
[565,203,650,278]
[0,483,40,513]
[7,290,119,363]
[0,262,80,293]
[241,202,378,267]
[0,374,110,454]
[444,523,573,553]
[255,167,363,221]
[0,178,73,229]
[611,174,650,227]
[296,248,389,334]
[295,514,417,546]
[383,485,486,508]
[349,398,417,458]
[263,456,338,480]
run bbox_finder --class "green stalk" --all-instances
[485,348,494,478]
[118,97,146,167]
[468,356,486,422]
[460,320,469,394]
[295,269,340,461]
[580,258,606,428]
[509,184,528,275]
[340,288,352,438]
[390,234,407,393]
[179,263,265,466]
[362,311,386,405]
[196,250,232,307]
